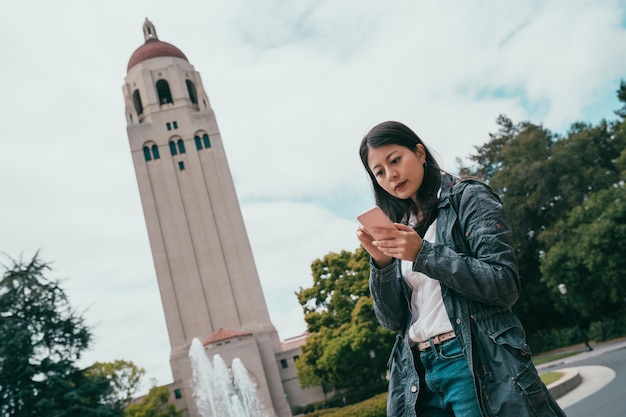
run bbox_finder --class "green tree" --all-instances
[124,386,183,417]
[458,107,625,332]
[0,254,121,416]
[295,247,394,390]
[34,369,122,417]
[457,114,526,182]
[614,80,626,176]
[86,360,146,410]
[615,79,626,118]
[540,184,626,319]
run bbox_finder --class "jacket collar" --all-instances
[438,172,457,208]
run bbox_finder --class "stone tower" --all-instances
[122,19,291,417]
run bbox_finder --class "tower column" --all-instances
[123,20,291,417]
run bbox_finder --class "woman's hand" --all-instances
[374,223,423,262]
[357,223,423,267]
[357,225,394,268]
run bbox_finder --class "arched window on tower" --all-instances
[194,133,212,150]
[177,139,186,154]
[156,79,173,105]
[143,146,152,161]
[186,80,198,105]
[151,144,160,159]
[169,141,178,156]
[133,89,143,115]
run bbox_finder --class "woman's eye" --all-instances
[390,157,400,165]
[374,170,383,177]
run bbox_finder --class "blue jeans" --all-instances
[413,338,483,417]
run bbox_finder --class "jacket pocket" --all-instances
[488,324,532,358]
[471,313,529,376]
[513,362,560,416]
[472,312,559,416]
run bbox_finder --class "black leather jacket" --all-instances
[370,174,565,417]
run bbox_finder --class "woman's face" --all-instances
[367,143,426,204]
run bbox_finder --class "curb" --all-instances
[546,368,582,399]
[537,338,626,400]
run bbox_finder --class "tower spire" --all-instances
[142,18,158,41]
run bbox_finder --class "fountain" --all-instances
[188,338,268,417]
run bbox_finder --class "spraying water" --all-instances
[188,338,268,417]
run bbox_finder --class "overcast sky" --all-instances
[1,0,625,395]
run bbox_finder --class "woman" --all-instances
[356,121,565,417]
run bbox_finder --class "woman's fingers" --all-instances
[372,226,422,261]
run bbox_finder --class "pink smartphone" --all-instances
[357,206,396,240]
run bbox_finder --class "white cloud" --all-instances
[1,0,625,396]
[243,200,360,321]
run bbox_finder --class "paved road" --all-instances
[541,342,626,416]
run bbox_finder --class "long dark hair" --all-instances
[359,121,441,237]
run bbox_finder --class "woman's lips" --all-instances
[394,181,407,192]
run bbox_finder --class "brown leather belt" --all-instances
[414,331,456,352]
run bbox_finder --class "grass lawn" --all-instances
[540,371,564,385]
[533,350,582,366]
[534,350,582,385]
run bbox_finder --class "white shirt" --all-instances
[401,216,453,344]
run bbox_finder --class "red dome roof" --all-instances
[127,39,188,71]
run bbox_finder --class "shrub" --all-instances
[293,383,387,416]
[528,327,580,354]
[589,316,626,342]
[529,313,626,354]
[303,393,387,417]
